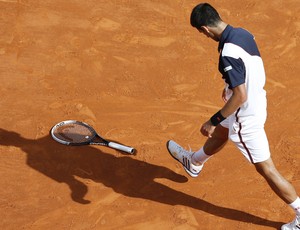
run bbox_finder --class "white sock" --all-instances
[192,147,211,165]
[289,197,300,216]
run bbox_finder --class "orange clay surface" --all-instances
[1,0,300,229]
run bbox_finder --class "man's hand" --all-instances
[201,84,247,138]
[200,120,216,138]
[222,88,228,102]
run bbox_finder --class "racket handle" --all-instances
[108,142,136,154]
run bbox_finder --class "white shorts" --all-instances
[220,113,270,163]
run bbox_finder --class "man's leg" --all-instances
[254,157,298,203]
[255,158,300,229]
[167,124,229,177]
[191,124,229,165]
[204,124,229,155]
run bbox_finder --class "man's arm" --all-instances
[201,83,247,137]
[220,83,247,117]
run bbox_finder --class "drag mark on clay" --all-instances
[129,35,176,48]
[267,78,286,89]
[0,0,18,2]
[92,18,121,32]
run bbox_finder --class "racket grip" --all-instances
[108,142,136,154]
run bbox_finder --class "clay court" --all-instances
[1,0,300,229]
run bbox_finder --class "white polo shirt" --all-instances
[218,25,267,121]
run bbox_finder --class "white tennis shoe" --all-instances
[281,216,300,230]
[167,140,203,178]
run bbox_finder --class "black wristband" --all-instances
[210,110,226,126]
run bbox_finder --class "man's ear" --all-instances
[201,26,210,33]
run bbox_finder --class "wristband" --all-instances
[210,110,226,126]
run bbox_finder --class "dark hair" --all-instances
[190,3,222,29]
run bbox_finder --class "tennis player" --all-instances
[167,3,300,229]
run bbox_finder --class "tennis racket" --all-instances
[50,120,135,154]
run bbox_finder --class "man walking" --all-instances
[167,3,300,229]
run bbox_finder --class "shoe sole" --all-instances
[166,140,200,178]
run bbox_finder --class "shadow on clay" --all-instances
[0,128,283,228]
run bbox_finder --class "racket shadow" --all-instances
[0,128,283,228]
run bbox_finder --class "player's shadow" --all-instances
[0,129,283,228]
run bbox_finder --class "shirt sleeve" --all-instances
[219,56,245,89]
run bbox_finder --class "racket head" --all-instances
[50,120,97,145]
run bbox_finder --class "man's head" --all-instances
[190,3,226,42]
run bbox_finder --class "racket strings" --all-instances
[53,123,95,144]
